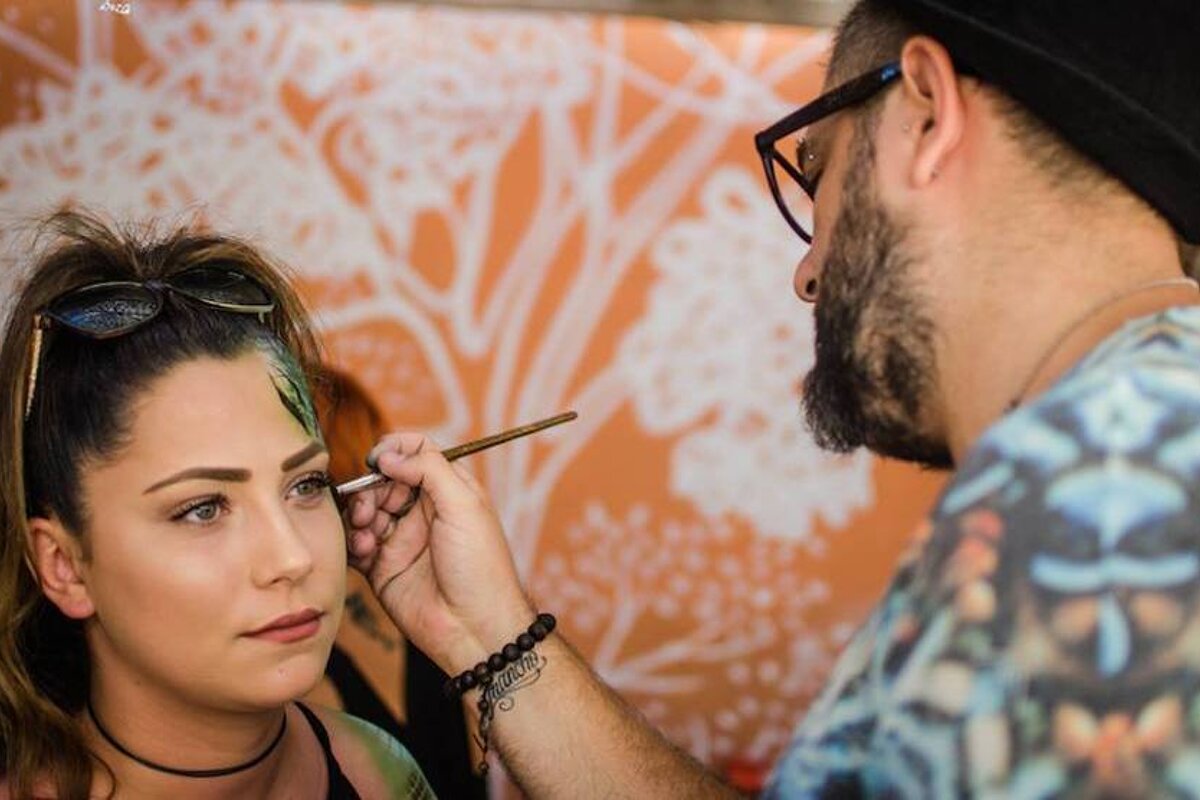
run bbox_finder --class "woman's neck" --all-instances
[84,681,316,799]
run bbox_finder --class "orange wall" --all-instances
[0,0,943,782]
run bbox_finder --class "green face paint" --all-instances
[344,715,436,799]
[256,334,322,442]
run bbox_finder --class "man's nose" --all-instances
[793,252,819,303]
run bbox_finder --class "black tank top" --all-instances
[296,702,362,800]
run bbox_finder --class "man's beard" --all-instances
[801,117,954,470]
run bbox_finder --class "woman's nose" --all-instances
[250,507,315,587]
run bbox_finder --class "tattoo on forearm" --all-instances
[475,651,547,773]
[484,650,546,710]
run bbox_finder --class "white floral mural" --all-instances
[0,1,941,792]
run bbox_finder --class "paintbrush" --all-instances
[334,411,578,503]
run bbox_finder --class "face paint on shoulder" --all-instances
[255,334,323,443]
[343,714,434,797]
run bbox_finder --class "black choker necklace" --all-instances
[87,701,287,778]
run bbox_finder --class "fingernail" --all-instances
[377,450,406,467]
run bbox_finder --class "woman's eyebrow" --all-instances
[142,443,325,495]
[144,467,250,494]
[280,441,326,472]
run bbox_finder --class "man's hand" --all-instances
[343,431,536,675]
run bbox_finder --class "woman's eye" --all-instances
[171,497,226,525]
[290,471,333,501]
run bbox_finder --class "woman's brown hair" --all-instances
[0,210,325,799]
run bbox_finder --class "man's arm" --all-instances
[478,632,738,798]
[343,432,739,798]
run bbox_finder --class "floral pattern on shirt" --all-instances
[767,306,1200,799]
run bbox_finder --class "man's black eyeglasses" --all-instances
[24,266,276,419]
[754,62,901,243]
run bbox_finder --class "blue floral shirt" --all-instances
[767,306,1200,799]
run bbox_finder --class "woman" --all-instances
[0,211,434,799]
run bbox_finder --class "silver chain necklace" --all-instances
[1007,276,1200,410]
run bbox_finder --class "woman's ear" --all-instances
[26,517,95,619]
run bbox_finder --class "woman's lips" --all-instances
[245,609,323,643]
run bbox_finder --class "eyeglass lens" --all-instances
[171,267,273,309]
[46,284,161,337]
[43,268,272,339]
[767,147,815,241]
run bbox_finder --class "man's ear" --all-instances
[26,516,95,620]
[898,35,967,188]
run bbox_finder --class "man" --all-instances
[346,0,1200,796]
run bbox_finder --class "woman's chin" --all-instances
[236,650,332,708]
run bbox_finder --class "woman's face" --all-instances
[73,350,345,710]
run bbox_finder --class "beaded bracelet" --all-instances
[444,612,557,698]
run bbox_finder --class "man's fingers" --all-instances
[365,432,407,470]
[348,492,377,527]
[375,449,484,519]
[348,529,376,559]
[369,506,397,538]
[367,432,435,469]
[450,462,490,504]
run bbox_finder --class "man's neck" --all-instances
[939,221,1191,463]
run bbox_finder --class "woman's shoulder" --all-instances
[299,703,436,799]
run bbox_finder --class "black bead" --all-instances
[516,633,535,651]
[473,662,490,681]
[502,643,522,662]
[462,671,478,690]
[538,612,557,633]
[529,621,548,640]
[488,652,507,672]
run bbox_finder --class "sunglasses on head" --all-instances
[24,266,276,420]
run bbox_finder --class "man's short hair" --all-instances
[830,0,1108,193]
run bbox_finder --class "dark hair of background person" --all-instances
[0,209,324,800]
[316,368,487,800]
